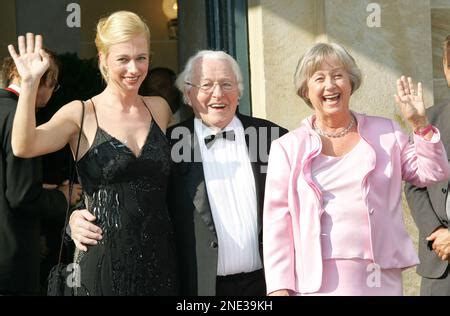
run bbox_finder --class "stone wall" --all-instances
[248,0,437,131]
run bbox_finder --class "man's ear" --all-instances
[184,91,193,107]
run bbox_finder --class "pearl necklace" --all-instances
[314,116,355,138]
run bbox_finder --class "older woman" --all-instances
[263,43,450,296]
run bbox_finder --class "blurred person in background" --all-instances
[405,35,450,296]
[0,52,81,295]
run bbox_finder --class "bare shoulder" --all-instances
[54,100,86,126]
[143,96,172,131]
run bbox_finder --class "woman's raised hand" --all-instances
[394,76,428,129]
[7,33,49,84]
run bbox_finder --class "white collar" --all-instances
[7,84,21,94]
[194,115,239,139]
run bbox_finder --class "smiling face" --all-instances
[186,58,239,129]
[101,34,149,92]
[305,56,352,120]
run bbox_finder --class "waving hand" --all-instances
[394,76,428,130]
[7,33,49,84]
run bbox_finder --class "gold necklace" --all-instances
[314,116,355,138]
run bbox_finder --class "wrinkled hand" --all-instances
[394,76,428,129]
[69,209,102,252]
[7,33,49,84]
[426,227,450,261]
[57,180,82,206]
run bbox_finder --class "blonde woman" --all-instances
[8,11,178,295]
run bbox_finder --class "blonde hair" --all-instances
[95,11,150,81]
[294,43,362,108]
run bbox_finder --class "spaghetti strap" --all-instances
[72,97,178,296]
[141,97,153,117]
[90,98,99,127]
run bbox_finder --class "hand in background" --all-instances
[43,183,58,189]
[57,179,82,206]
[426,227,450,261]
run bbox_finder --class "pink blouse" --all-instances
[311,140,372,260]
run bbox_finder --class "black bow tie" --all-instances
[204,130,235,148]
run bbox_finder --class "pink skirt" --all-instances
[299,259,403,296]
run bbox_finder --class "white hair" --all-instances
[175,50,244,104]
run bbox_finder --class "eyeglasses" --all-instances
[185,81,237,93]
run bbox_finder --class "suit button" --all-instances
[442,188,448,194]
[210,241,218,248]
[369,209,375,215]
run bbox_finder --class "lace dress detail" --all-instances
[74,113,178,296]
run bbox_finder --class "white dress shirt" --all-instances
[194,116,262,276]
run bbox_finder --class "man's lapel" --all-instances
[182,120,216,233]
[427,102,450,219]
[238,114,263,232]
[437,102,450,157]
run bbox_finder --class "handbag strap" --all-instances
[56,100,85,264]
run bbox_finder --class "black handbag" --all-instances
[47,101,85,296]
[47,263,76,296]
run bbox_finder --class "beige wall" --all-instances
[248,0,319,128]
[249,0,435,131]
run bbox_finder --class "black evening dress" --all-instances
[74,102,178,295]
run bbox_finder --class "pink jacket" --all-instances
[263,112,450,294]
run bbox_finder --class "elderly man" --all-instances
[405,35,450,296]
[168,50,287,296]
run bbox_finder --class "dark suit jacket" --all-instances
[0,89,67,294]
[167,113,287,295]
[405,101,450,279]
